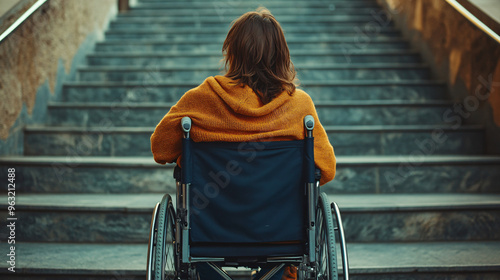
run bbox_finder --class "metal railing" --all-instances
[446,0,500,44]
[0,0,48,44]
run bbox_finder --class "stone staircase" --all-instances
[2,0,500,279]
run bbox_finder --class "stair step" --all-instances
[46,100,451,127]
[62,80,447,102]
[109,20,390,29]
[120,7,385,17]
[76,64,431,82]
[347,241,500,278]
[108,20,397,30]
[132,1,379,9]
[112,14,388,22]
[0,193,499,242]
[87,51,420,66]
[133,1,379,8]
[3,241,499,279]
[110,17,389,28]
[24,125,485,157]
[104,25,399,34]
[101,36,404,44]
[108,23,393,31]
[1,156,499,194]
[94,39,410,52]
[104,31,401,41]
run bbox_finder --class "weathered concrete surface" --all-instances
[378,0,500,153]
[0,0,34,34]
[0,1,22,18]
[1,241,500,279]
[0,0,116,142]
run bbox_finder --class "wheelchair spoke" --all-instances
[319,213,329,278]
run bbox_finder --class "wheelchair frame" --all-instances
[147,116,349,280]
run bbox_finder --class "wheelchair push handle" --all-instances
[181,117,191,133]
[304,115,315,131]
[304,115,314,138]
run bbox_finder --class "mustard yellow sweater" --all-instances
[151,76,336,185]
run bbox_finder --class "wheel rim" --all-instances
[163,207,176,279]
[316,207,329,280]
[152,197,177,280]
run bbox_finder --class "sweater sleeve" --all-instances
[303,94,336,186]
[150,101,186,165]
[314,114,336,186]
[150,83,208,165]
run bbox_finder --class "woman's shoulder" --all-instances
[293,88,311,98]
[181,76,218,98]
[291,88,314,105]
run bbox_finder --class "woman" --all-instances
[151,7,336,280]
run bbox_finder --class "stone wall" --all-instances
[0,0,24,20]
[0,0,116,155]
[378,0,500,154]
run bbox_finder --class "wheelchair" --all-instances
[147,115,349,280]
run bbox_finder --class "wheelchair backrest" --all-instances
[183,140,309,255]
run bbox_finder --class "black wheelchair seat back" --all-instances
[185,140,307,257]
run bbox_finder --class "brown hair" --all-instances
[222,7,297,104]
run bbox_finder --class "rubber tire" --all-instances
[153,194,177,280]
[316,192,338,280]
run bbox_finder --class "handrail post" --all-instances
[118,0,129,13]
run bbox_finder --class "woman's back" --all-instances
[150,7,336,185]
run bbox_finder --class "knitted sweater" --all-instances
[151,76,336,185]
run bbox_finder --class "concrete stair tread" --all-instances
[136,0,375,3]
[114,14,382,24]
[101,35,406,43]
[47,100,453,108]
[63,80,444,87]
[137,0,373,3]
[23,124,486,157]
[87,52,420,66]
[76,63,428,71]
[95,38,407,44]
[61,80,448,102]
[3,155,500,166]
[104,26,399,33]
[96,37,407,44]
[1,193,500,212]
[47,100,454,126]
[120,9,380,15]
[131,5,379,10]
[137,0,374,2]
[1,241,499,275]
[102,33,403,42]
[347,241,500,273]
[131,2,379,9]
[24,124,485,133]
[104,26,399,34]
[87,50,418,57]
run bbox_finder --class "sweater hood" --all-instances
[205,75,293,117]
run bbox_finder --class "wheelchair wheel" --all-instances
[147,194,177,280]
[316,192,338,280]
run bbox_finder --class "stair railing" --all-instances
[446,0,500,44]
[0,0,48,44]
